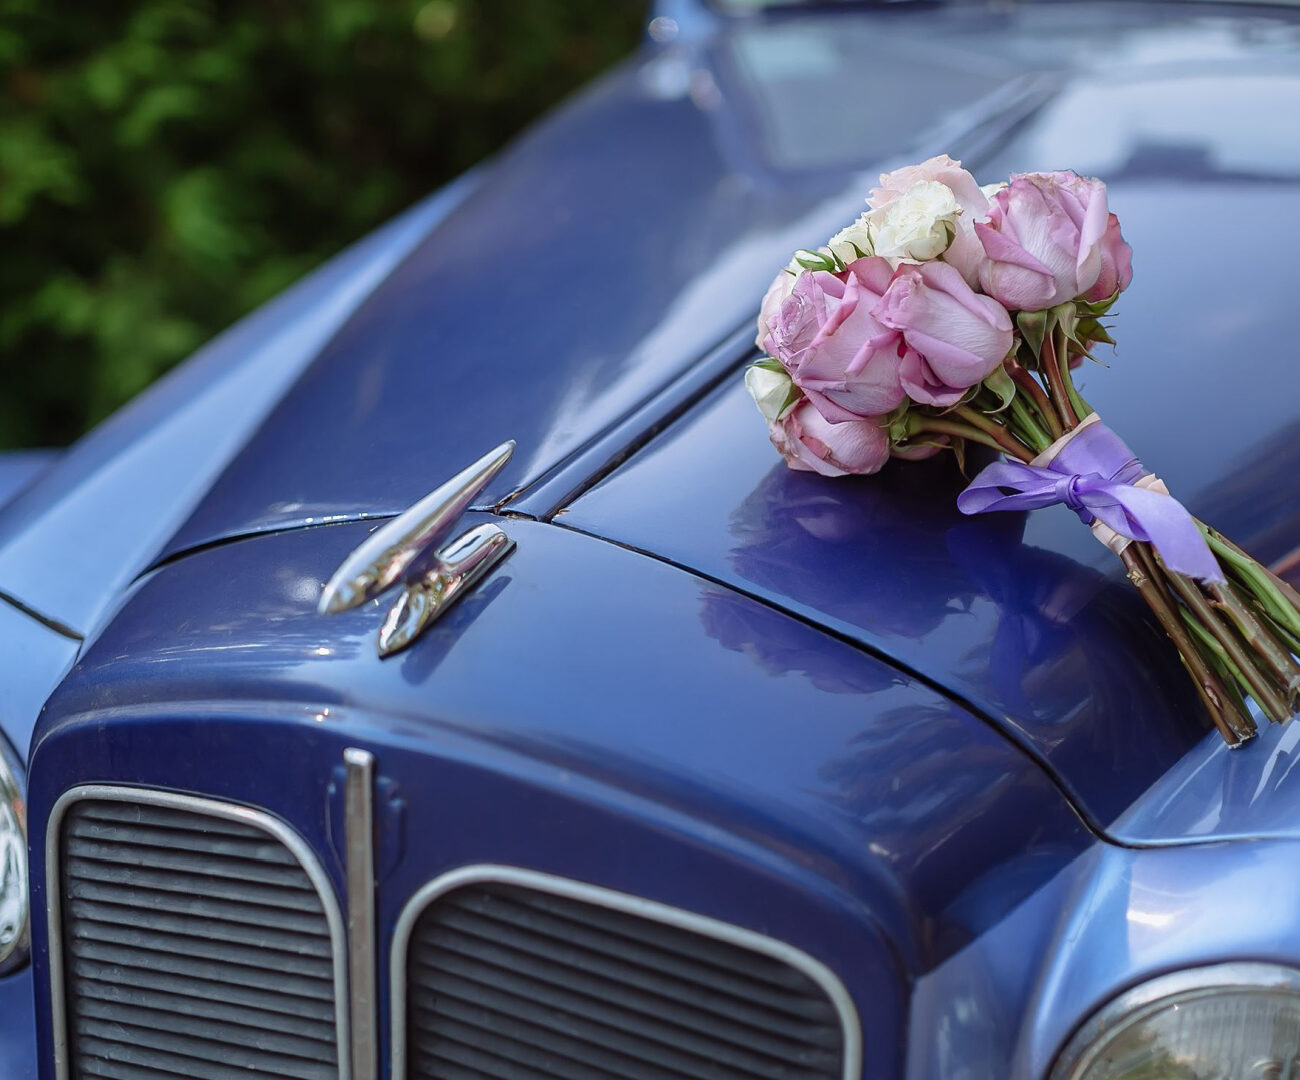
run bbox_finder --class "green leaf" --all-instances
[1050,301,1080,347]
[794,249,837,272]
[981,364,1016,413]
[1076,290,1120,318]
[1016,309,1050,360]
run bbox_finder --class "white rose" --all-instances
[863,179,960,264]
[828,213,873,266]
[745,364,799,423]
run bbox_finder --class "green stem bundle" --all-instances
[987,326,1300,746]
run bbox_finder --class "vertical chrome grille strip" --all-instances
[45,785,352,1080]
[343,749,378,1080]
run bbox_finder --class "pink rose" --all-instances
[871,154,991,285]
[756,270,796,351]
[1083,212,1133,303]
[975,171,1110,310]
[891,438,947,462]
[870,154,988,216]
[767,260,906,422]
[769,398,890,477]
[876,261,1014,406]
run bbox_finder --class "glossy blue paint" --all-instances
[0,966,38,1080]
[26,515,1096,1077]
[908,833,1300,1079]
[34,518,1089,972]
[557,379,1206,827]
[554,31,1300,826]
[1110,716,1300,844]
[0,175,479,637]
[0,451,57,512]
[0,602,79,763]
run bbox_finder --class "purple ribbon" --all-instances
[957,418,1223,582]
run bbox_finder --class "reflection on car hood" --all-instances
[156,1,1300,555]
[551,5,1300,828]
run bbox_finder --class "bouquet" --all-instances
[747,155,1300,746]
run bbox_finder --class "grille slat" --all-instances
[67,838,317,889]
[411,919,832,1044]
[415,1034,613,1080]
[66,889,330,940]
[406,881,846,1080]
[65,856,325,912]
[70,957,337,1021]
[413,947,839,1065]
[75,803,271,838]
[72,979,338,1041]
[416,906,832,1031]
[67,917,335,975]
[67,819,302,866]
[59,797,341,1080]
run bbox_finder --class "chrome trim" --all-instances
[343,749,378,1080]
[45,785,352,1080]
[0,733,27,975]
[376,523,514,657]
[1051,961,1300,1080]
[389,864,865,1080]
[318,441,515,616]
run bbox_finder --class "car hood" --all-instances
[156,2,1300,555]
[547,5,1300,829]
[9,3,1300,833]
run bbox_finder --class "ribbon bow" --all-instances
[957,414,1223,583]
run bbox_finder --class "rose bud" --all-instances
[869,154,992,285]
[975,171,1110,310]
[1083,212,1133,303]
[876,261,1014,406]
[870,154,987,215]
[768,398,890,477]
[745,363,799,423]
[767,260,907,422]
[863,180,961,264]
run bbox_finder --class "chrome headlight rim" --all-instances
[1052,961,1300,1080]
[0,731,28,976]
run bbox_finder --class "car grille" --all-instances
[56,794,343,1080]
[403,879,848,1080]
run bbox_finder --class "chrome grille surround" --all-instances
[46,785,351,1080]
[390,864,864,1080]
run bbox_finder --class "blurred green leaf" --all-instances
[0,0,647,448]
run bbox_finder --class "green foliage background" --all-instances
[0,0,646,448]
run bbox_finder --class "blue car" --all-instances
[4,1,1300,1078]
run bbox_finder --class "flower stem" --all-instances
[1056,327,1094,422]
[908,417,1026,460]
[1040,330,1080,428]
[1180,607,1254,720]
[1199,522,1300,636]
[950,405,1035,461]
[1011,365,1063,440]
[1209,579,1300,706]
[1006,393,1052,455]
[1122,544,1256,744]
[1158,556,1293,723]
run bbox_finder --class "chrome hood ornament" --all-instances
[319,441,516,657]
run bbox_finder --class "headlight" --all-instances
[0,732,27,974]
[1053,963,1300,1080]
